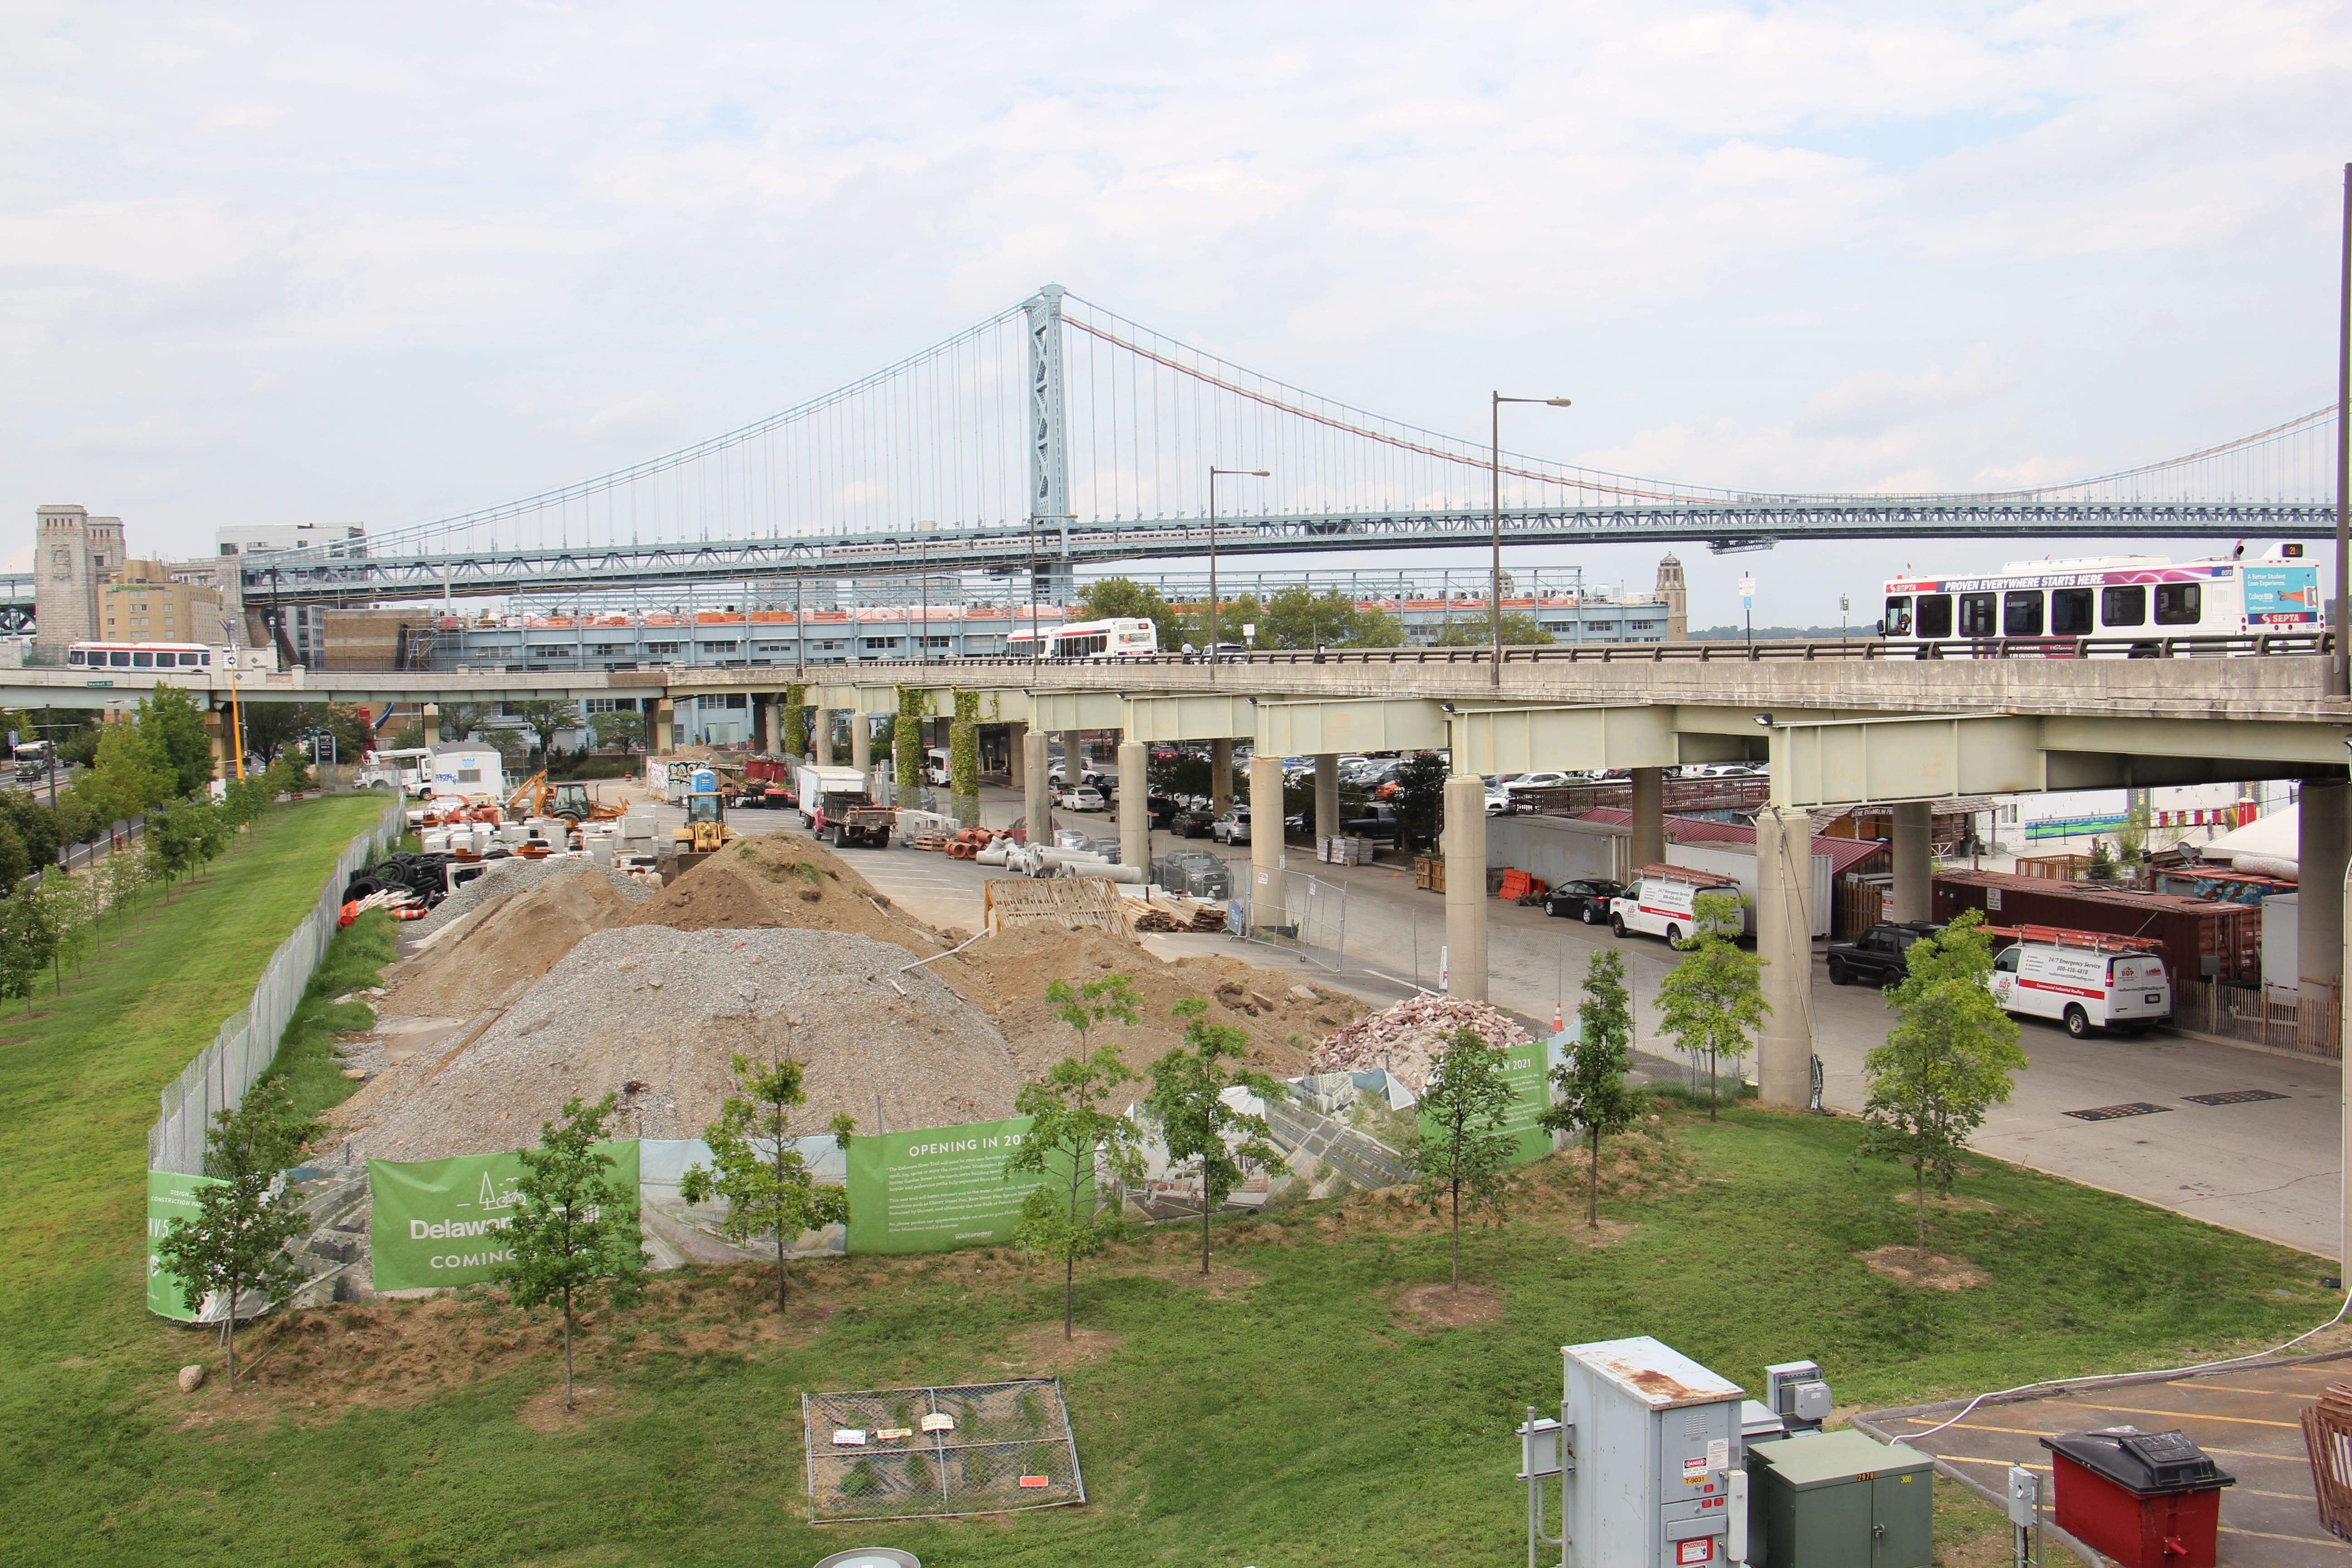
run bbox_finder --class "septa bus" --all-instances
[65,640,279,672]
[1878,543,2318,652]
[1004,617,1159,660]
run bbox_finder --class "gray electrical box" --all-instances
[1748,1427,1932,1568]
[1564,1336,1748,1568]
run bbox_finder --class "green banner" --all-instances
[1419,1038,1558,1168]
[368,1142,639,1292]
[844,1116,1074,1255]
[147,1168,227,1321]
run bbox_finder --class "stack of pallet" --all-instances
[1135,895,1227,934]
[1318,835,1374,866]
[2303,1382,2352,1540]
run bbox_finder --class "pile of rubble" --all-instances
[1306,995,1533,1092]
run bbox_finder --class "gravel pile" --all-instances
[409,855,656,937]
[345,926,1024,1162]
[1307,995,1533,1093]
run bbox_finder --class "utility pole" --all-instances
[2336,161,2351,698]
[1490,394,1573,687]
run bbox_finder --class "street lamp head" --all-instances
[1249,469,1270,477]
[1544,398,1573,407]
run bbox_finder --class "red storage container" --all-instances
[2039,1427,2233,1568]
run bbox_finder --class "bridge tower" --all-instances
[1025,284,1075,605]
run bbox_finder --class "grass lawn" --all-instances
[0,1006,2336,1568]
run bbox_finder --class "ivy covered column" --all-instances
[783,682,809,760]
[949,690,980,828]
[894,687,925,804]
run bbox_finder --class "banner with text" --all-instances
[368,1142,640,1292]
[1417,1037,1559,1168]
[844,1116,1078,1255]
[146,1168,227,1321]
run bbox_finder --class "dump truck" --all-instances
[795,764,893,849]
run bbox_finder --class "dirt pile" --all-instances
[1307,995,1532,1092]
[344,927,1023,1162]
[622,833,959,951]
[382,871,641,1017]
[925,926,1367,1084]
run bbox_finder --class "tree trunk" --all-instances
[1200,1195,1211,1276]
[776,1225,790,1313]
[562,1286,575,1409]
[225,1303,237,1391]
[1064,1256,1074,1340]
[1450,1179,1461,1289]
[1588,1128,1601,1228]
[1708,1046,1719,1121]
[1915,1163,1927,1253]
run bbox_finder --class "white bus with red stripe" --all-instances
[1985,925,2171,1038]
[1609,863,1746,947]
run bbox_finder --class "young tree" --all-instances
[588,710,645,753]
[507,699,578,764]
[1858,911,2029,1252]
[135,686,216,797]
[152,1079,323,1390]
[1541,949,1642,1227]
[101,840,148,944]
[1414,1027,1520,1289]
[0,888,57,1014]
[1009,978,1146,1339]
[188,804,233,877]
[1145,1000,1288,1275]
[1390,752,1448,854]
[1431,611,1555,647]
[493,1094,645,1409]
[1654,891,1766,1121]
[76,722,172,823]
[679,1033,855,1310]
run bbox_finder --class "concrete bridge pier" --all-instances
[1250,755,1284,933]
[1023,730,1052,845]
[1059,731,1082,784]
[1314,754,1339,843]
[2303,783,2349,1019]
[1443,774,1489,1000]
[1891,801,1932,924]
[808,707,832,765]
[654,701,674,755]
[1754,804,1815,1107]
[1211,739,1234,814]
[1118,740,1149,872]
[850,712,871,776]
[1631,767,1664,869]
[1006,721,1028,788]
[759,695,781,757]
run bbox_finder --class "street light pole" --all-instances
[1206,467,1271,681]
[1491,393,1573,687]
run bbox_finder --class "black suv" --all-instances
[1825,921,1944,988]
[1171,804,1219,838]
[1543,878,1626,924]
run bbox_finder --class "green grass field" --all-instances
[0,795,2336,1566]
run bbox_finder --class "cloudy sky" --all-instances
[5,2,2349,625]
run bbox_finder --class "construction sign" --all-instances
[367,1142,640,1292]
[1417,1037,1559,1168]
[844,1116,1074,1255]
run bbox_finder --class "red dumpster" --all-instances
[2039,1427,2233,1568]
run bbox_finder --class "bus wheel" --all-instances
[1610,914,1627,938]
[2064,1004,2091,1038]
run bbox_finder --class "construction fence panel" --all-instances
[147,798,407,1176]
[1225,872,1346,972]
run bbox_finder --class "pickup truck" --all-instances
[794,764,893,848]
[1340,802,1406,841]
[1826,921,1944,988]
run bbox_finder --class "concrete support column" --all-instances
[2340,862,2352,1274]
[1118,740,1149,874]
[205,709,228,779]
[850,712,871,774]
[760,696,781,756]
[1007,721,1028,788]
[1314,753,1340,843]
[1249,756,1284,933]
[2303,783,2350,1018]
[1630,766,1665,873]
[1211,738,1234,814]
[1754,804,1815,1108]
[813,708,835,765]
[1891,800,1933,924]
[653,701,674,756]
[1058,731,1082,783]
[1442,774,1490,1000]
[1023,730,1052,844]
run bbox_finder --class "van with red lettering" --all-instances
[1610,864,1746,948]
[1984,926,2171,1038]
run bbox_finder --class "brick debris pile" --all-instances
[1307,995,1533,1093]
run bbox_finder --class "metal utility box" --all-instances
[1564,1336,1748,1568]
[1749,1428,1933,1568]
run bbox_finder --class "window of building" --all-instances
[922,636,952,649]
[863,637,901,650]
[699,640,739,653]
[644,642,681,656]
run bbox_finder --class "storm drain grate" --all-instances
[2181,1089,2291,1107]
[2063,1102,2173,1122]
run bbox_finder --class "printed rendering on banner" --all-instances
[367,1142,640,1292]
[638,1136,847,1264]
[844,1116,1066,1255]
[146,1168,227,1320]
[1417,1039,1558,1166]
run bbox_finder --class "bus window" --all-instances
[2002,591,2045,637]
[2051,588,2094,635]
[132,651,154,668]
[1959,593,1997,636]
[2155,583,2202,626]
[109,651,131,667]
[181,652,204,666]
[67,650,85,666]
[2102,585,2146,627]
[1915,594,1952,638]
[1882,596,1912,635]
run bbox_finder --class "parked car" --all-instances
[1171,803,1218,838]
[1054,784,1106,812]
[1544,878,1627,924]
[1212,808,1251,845]
[1504,770,1575,798]
[1825,921,1943,988]
[1006,813,1059,846]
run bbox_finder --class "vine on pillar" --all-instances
[894,687,925,800]
[949,689,980,828]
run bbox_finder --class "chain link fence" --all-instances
[802,1379,1085,1523]
[1225,870,1347,972]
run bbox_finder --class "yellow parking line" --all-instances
[1924,1454,2305,1500]
[1911,1422,2285,1462]
[2069,1401,2301,1430]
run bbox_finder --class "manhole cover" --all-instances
[2182,1089,2290,1106]
[2063,1102,2172,1122]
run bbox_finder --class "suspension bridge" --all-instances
[230,284,2344,607]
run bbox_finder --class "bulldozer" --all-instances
[505,770,626,823]
[662,768,738,881]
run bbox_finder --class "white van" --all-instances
[1986,927,2171,1038]
[1610,865,1745,947]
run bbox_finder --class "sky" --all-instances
[4,1,2350,627]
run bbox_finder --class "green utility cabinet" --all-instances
[1749,1429,1933,1568]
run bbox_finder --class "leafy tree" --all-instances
[1252,584,1407,650]
[1145,1000,1288,1274]
[506,699,578,763]
[100,841,149,943]
[1541,949,1642,1227]
[144,804,205,894]
[1009,975,1146,1338]
[0,887,59,1014]
[0,818,26,892]
[0,790,61,870]
[76,722,173,822]
[1429,611,1555,647]
[1077,577,1185,651]
[432,701,496,742]
[1414,1027,1520,1289]
[2086,838,2118,881]
[152,1079,323,1389]
[189,804,233,876]
[1392,752,1448,853]
[1655,891,1765,1121]
[493,1093,645,1409]
[135,686,216,797]
[588,710,645,753]
[679,1036,855,1310]
[1857,911,2028,1251]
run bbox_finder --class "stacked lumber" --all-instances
[1308,995,1533,1093]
